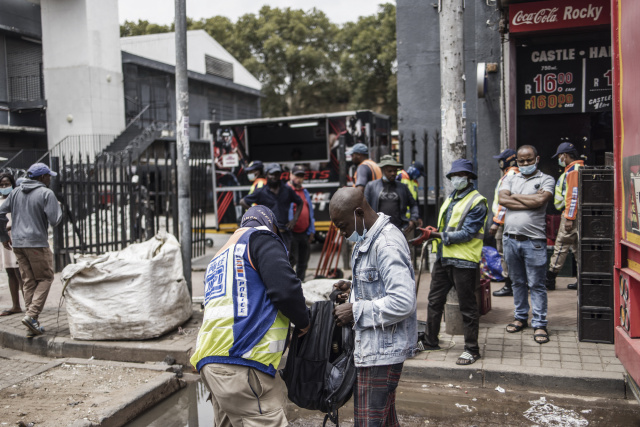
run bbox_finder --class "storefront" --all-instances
[507,0,612,176]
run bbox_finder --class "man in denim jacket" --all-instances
[330,187,417,426]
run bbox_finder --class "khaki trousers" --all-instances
[13,247,54,320]
[495,224,508,277]
[200,363,288,427]
[548,216,578,274]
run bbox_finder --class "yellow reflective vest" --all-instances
[432,189,487,263]
[398,170,419,219]
[190,226,290,376]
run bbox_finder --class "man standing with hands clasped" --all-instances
[330,187,417,426]
[499,145,555,344]
[421,159,488,365]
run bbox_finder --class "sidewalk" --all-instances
[0,235,629,399]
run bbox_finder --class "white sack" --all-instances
[301,279,340,305]
[61,232,193,340]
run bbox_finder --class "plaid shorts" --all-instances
[354,363,403,427]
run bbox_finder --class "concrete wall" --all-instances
[396,1,502,221]
[40,0,125,148]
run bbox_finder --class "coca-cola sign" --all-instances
[509,0,610,33]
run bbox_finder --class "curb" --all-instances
[402,358,627,398]
[0,328,194,366]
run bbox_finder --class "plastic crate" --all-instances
[579,274,614,309]
[579,205,614,240]
[579,307,614,343]
[579,168,614,206]
[579,242,614,275]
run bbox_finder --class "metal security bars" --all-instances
[51,140,211,271]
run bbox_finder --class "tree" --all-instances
[337,3,397,122]
[118,4,398,121]
[120,20,171,37]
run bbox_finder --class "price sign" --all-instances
[517,41,612,115]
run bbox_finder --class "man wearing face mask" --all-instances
[245,161,266,194]
[546,141,584,291]
[420,159,487,365]
[489,149,519,297]
[364,155,419,234]
[329,187,417,426]
[499,145,555,345]
[240,163,303,252]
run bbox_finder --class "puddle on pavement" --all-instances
[125,380,640,427]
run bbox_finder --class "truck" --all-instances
[208,110,392,237]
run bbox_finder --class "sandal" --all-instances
[456,351,481,365]
[534,327,550,344]
[0,309,22,316]
[506,319,528,333]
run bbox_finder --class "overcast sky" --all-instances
[117,0,394,26]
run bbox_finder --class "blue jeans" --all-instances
[503,236,548,328]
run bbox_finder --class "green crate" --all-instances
[547,246,576,278]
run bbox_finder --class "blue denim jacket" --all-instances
[350,213,418,367]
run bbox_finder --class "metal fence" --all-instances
[52,140,210,271]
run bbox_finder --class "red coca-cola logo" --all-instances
[512,8,559,26]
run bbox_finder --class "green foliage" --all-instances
[119,3,397,123]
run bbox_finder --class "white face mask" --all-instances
[558,155,566,168]
[0,187,11,196]
[450,176,468,191]
[247,173,256,181]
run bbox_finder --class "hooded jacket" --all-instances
[0,179,62,248]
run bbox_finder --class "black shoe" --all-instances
[567,282,577,290]
[545,271,557,291]
[493,285,513,297]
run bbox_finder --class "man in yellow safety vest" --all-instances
[190,205,310,426]
[421,159,488,366]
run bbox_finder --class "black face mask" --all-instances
[267,179,280,188]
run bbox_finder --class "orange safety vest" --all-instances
[354,159,382,184]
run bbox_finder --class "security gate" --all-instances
[52,140,209,271]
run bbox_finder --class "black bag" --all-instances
[281,290,356,426]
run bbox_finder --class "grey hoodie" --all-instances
[0,179,62,248]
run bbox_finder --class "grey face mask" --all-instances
[346,210,367,243]
[450,176,468,190]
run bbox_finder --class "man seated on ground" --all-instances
[420,159,487,365]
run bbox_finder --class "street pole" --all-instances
[175,0,192,295]
[338,135,350,272]
[440,0,466,335]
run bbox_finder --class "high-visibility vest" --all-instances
[354,159,382,183]
[249,177,267,194]
[432,189,487,263]
[398,170,419,219]
[554,161,582,211]
[190,226,290,376]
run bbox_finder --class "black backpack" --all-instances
[281,290,356,426]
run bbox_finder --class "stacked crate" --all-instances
[577,167,615,343]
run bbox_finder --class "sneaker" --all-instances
[26,326,45,338]
[493,285,513,297]
[567,282,577,290]
[22,316,43,336]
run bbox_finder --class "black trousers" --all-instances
[426,259,480,355]
[290,232,310,282]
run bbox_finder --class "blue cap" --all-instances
[492,148,517,162]
[27,162,57,178]
[245,160,263,171]
[346,143,369,155]
[552,142,577,158]
[265,163,282,174]
[407,161,426,179]
[446,159,477,180]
